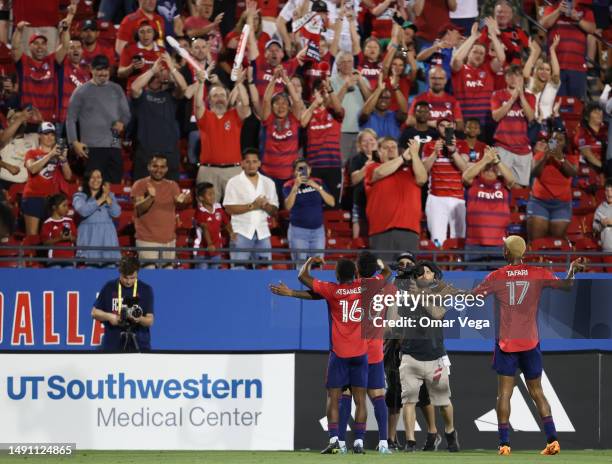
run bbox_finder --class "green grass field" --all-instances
[1,450,611,464]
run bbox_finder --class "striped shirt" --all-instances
[452,63,494,125]
[17,54,57,121]
[423,140,469,199]
[58,59,90,122]
[305,107,344,169]
[261,113,300,180]
[491,89,535,155]
[466,175,510,246]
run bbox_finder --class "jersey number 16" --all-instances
[340,300,363,323]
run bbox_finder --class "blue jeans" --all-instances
[230,232,272,268]
[288,224,325,263]
[196,254,221,269]
[97,0,137,23]
[187,130,200,165]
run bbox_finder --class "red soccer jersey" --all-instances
[312,278,368,358]
[452,63,494,125]
[13,0,60,27]
[58,59,90,122]
[17,54,58,121]
[119,43,164,93]
[81,42,117,68]
[414,0,451,43]
[40,217,76,259]
[479,26,529,66]
[473,264,561,352]
[261,113,300,180]
[357,52,382,90]
[117,8,166,48]
[253,55,300,97]
[365,162,422,236]
[194,203,229,256]
[532,150,579,202]
[422,139,469,199]
[23,149,62,198]
[573,124,607,166]
[491,89,535,155]
[409,90,463,125]
[197,109,243,165]
[544,1,594,72]
[386,75,411,112]
[370,0,394,39]
[305,106,344,169]
[0,41,16,76]
[466,175,511,246]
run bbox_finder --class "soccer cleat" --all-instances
[378,445,392,454]
[498,445,511,456]
[422,433,442,451]
[404,443,417,452]
[540,440,560,455]
[388,440,400,451]
[339,443,348,455]
[321,441,340,454]
[352,443,366,454]
[445,430,460,452]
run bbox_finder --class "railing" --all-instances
[0,244,610,270]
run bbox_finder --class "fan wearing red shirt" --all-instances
[40,193,77,264]
[193,182,233,269]
[527,131,578,241]
[573,104,607,171]
[193,70,251,202]
[251,38,301,97]
[451,21,504,133]
[491,65,535,187]
[413,0,456,46]
[540,0,595,97]
[472,235,584,456]
[118,20,164,92]
[22,122,73,237]
[407,66,464,131]
[11,17,71,121]
[422,119,470,246]
[298,256,369,454]
[183,0,223,61]
[462,146,515,266]
[116,0,165,56]
[57,39,91,122]
[478,3,528,66]
[357,39,384,90]
[365,139,428,259]
[80,20,117,70]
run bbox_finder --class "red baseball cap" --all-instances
[29,34,48,45]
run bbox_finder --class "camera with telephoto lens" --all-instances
[120,296,143,324]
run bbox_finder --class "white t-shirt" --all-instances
[530,80,561,122]
[0,133,38,183]
[223,171,279,240]
[449,0,478,19]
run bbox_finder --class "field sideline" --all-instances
[1,450,611,464]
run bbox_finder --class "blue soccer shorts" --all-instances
[492,343,543,380]
[367,360,386,389]
[326,352,368,389]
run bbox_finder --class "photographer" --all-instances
[393,260,459,452]
[527,129,578,241]
[91,256,155,353]
[283,158,335,264]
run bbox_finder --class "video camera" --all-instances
[119,296,143,325]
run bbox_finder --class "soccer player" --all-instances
[272,252,392,453]
[472,235,584,456]
[297,256,369,454]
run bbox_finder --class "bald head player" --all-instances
[472,235,584,456]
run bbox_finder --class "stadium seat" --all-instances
[573,237,601,271]
[21,235,42,268]
[324,210,352,238]
[115,211,134,235]
[572,190,597,215]
[510,187,530,211]
[351,237,368,249]
[440,238,465,270]
[507,212,527,236]
[175,232,193,269]
[0,238,21,268]
[528,237,573,271]
[417,239,438,261]
[176,208,195,232]
[567,215,585,242]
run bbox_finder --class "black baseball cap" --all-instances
[311,0,328,13]
[396,251,415,264]
[91,54,110,70]
[82,19,98,31]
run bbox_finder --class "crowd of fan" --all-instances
[0,0,611,269]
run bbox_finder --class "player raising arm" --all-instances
[298,256,370,454]
[472,235,584,456]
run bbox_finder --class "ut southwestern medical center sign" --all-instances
[0,354,295,450]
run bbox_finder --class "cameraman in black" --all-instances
[384,252,438,451]
[91,256,154,352]
[394,260,459,452]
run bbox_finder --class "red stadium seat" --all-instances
[0,238,21,268]
[529,237,573,271]
[324,210,352,238]
[572,190,597,215]
[440,238,465,270]
[115,210,134,235]
[417,239,438,261]
[567,215,585,242]
[351,237,368,249]
[510,187,530,211]
[507,212,527,236]
[21,235,42,268]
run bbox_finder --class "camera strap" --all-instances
[117,279,138,316]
